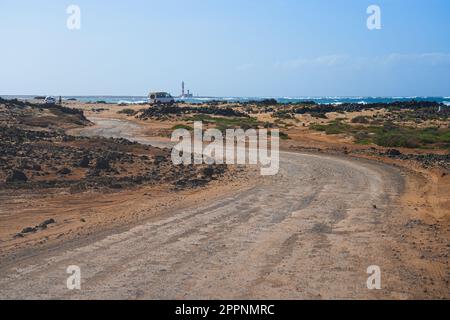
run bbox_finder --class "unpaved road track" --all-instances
[0,117,443,299]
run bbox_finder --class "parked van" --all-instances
[148,92,175,104]
[44,96,56,105]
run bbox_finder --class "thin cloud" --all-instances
[275,55,349,69]
[275,53,450,70]
[236,63,256,71]
[382,53,450,66]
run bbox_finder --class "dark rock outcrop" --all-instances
[6,170,28,183]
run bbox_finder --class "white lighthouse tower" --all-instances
[180,81,193,98]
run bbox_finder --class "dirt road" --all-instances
[0,117,447,299]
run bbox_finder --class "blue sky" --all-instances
[1,0,449,97]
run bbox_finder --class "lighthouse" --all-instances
[180,81,193,98]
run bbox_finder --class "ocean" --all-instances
[2,95,450,106]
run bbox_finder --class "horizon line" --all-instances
[1,94,449,99]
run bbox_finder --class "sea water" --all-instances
[2,95,450,106]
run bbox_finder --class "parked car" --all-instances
[44,96,56,105]
[148,92,175,104]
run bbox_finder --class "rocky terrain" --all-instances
[0,98,227,193]
[0,97,90,129]
[378,149,449,170]
[0,97,448,300]
[136,104,248,121]
[1,127,448,299]
[0,98,242,262]
[111,99,449,170]
[0,126,225,192]
[241,100,449,120]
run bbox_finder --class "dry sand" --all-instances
[0,109,448,299]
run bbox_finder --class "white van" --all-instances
[44,96,56,105]
[148,92,175,104]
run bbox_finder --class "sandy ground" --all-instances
[0,104,255,266]
[0,113,448,299]
[0,178,254,264]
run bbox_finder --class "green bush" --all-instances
[117,109,136,116]
[310,120,450,149]
[171,124,193,131]
[351,116,370,124]
[310,120,350,135]
[313,113,328,119]
[274,111,294,119]
[374,132,420,148]
[279,131,290,140]
[185,115,260,132]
